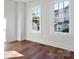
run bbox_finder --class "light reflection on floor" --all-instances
[5,51,24,59]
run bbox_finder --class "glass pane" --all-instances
[35,6,40,17]
[59,2,64,18]
[64,0,69,8]
[55,18,59,23]
[61,17,69,32]
[54,3,59,10]
[32,5,40,31]
[59,2,63,9]
[54,18,63,32]
[54,3,59,17]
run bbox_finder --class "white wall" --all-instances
[26,0,74,51]
[16,2,26,41]
[4,0,17,42]
[4,0,26,42]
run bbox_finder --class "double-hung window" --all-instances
[54,0,69,33]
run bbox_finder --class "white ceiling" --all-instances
[12,0,32,2]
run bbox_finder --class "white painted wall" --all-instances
[16,2,26,41]
[26,0,74,51]
[4,0,26,42]
[4,0,17,42]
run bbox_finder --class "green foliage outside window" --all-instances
[32,13,40,31]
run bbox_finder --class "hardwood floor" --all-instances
[5,40,74,59]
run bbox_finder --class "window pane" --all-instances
[64,0,69,8]
[54,3,59,10]
[54,3,59,17]
[54,18,63,32]
[59,2,63,9]
[62,17,69,32]
[59,2,64,18]
[35,6,40,17]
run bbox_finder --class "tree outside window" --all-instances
[32,5,41,31]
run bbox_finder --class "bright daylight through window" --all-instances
[32,5,41,31]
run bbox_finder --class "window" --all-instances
[32,5,41,31]
[54,0,69,33]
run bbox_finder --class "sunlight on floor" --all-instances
[5,51,24,59]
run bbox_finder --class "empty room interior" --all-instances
[4,0,74,59]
